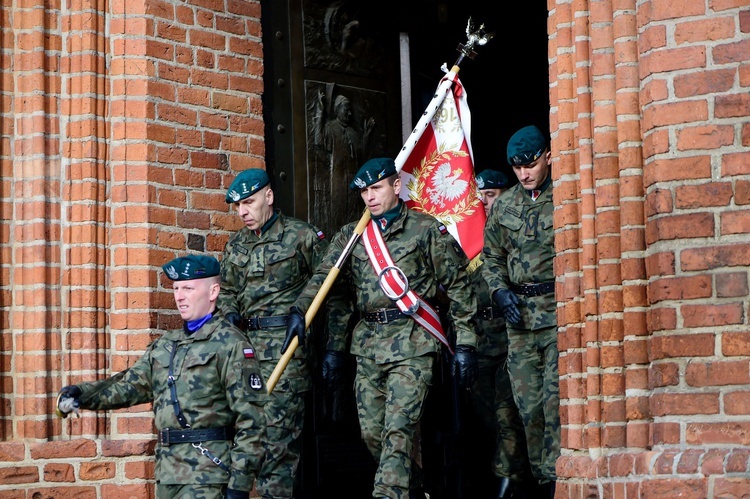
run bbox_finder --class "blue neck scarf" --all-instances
[184,313,213,335]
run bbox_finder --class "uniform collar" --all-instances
[526,175,552,201]
[256,210,279,236]
[247,210,283,241]
[372,200,405,232]
[164,312,220,341]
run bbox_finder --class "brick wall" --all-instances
[550,0,750,497]
[1,0,264,496]
[1,0,749,497]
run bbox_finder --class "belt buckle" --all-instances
[160,428,171,446]
[376,309,389,324]
[247,316,259,330]
[482,307,492,320]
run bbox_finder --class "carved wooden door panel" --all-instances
[263,0,401,238]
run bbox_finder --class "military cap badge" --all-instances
[225,168,270,203]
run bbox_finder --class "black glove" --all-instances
[321,350,347,391]
[225,312,245,331]
[225,488,249,499]
[493,289,522,324]
[450,345,478,390]
[57,385,82,416]
[281,306,306,354]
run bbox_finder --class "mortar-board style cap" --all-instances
[350,157,397,190]
[162,254,220,281]
[476,169,509,189]
[507,125,547,166]
[225,169,270,203]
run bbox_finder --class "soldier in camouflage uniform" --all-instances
[482,126,560,498]
[218,168,328,498]
[56,255,266,499]
[472,169,532,499]
[284,157,479,499]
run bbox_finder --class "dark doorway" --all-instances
[261,1,549,498]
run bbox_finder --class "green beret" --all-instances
[350,158,397,190]
[507,125,547,166]
[162,255,220,281]
[476,169,509,189]
[226,169,270,203]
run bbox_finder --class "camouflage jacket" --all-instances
[218,210,328,367]
[295,203,478,363]
[76,313,266,491]
[470,258,508,358]
[482,182,556,331]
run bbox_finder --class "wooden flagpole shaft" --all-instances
[266,212,370,392]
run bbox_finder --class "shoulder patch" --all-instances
[438,224,448,235]
[316,230,325,240]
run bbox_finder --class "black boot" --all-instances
[497,477,529,499]
[496,477,513,499]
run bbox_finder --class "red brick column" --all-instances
[0,0,264,496]
[552,0,750,497]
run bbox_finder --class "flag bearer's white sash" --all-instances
[362,220,453,354]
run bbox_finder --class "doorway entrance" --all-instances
[260,1,549,497]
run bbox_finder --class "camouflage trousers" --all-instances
[157,484,225,499]
[506,324,560,483]
[355,354,434,499]
[256,360,308,499]
[472,350,530,481]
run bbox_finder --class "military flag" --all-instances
[397,71,485,260]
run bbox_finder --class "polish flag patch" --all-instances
[316,230,325,240]
[243,348,255,358]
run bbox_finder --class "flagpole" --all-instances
[266,20,493,393]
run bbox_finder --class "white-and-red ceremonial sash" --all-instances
[362,220,453,354]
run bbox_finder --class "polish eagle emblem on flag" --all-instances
[400,74,485,260]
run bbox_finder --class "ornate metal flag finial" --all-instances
[455,17,495,64]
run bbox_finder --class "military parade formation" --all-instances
[57,125,560,499]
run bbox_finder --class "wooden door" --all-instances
[263,0,401,238]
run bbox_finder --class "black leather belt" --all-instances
[364,308,406,324]
[245,315,288,330]
[480,306,503,321]
[510,281,555,297]
[159,427,234,446]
